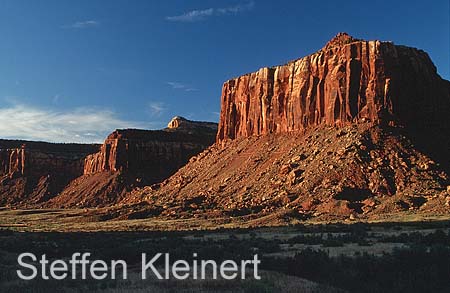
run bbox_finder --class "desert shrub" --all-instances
[287,234,324,245]
[322,234,345,247]
[380,229,450,246]
[269,245,450,293]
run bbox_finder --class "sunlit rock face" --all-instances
[217,33,450,143]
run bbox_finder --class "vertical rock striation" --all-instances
[83,124,217,181]
[217,33,450,143]
[0,141,99,205]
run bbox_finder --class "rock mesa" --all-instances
[217,33,450,143]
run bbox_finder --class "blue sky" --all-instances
[0,0,448,143]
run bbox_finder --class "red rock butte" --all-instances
[217,33,450,143]
[116,33,449,223]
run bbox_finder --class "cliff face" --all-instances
[217,33,450,143]
[0,147,90,179]
[83,121,217,178]
[0,117,217,207]
[0,141,99,205]
[47,118,218,207]
[0,148,25,177]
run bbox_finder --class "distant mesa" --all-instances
[0,117,217,207]
[167,116,218,132]
[0,140,99,206]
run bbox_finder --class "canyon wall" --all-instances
[0,141,99,205]
[217,33,450,143]
[0,117,218,207]
[83,127,216,182]
[47,118,218,207]
[0,140,99,179]
[0,148,25,177]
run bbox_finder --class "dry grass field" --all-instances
[1,208,450,292]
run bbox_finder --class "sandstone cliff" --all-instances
[83,125,216,177]
[0,141,99,205]
[217,33,450,143]
[48,118,218,207]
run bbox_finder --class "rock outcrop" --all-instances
[0,141,99,205]
[47,118,218,207]
[166,116,218,131]
[0,117,218,208]
[0,147,25,177]
[117,33,450,225]
[217,33,450,143]
[84,121,217,177]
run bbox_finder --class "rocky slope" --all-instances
[46,117,218,207]
[110,33,450,224]
[113,123,448,223]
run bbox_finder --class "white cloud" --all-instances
[217,1,255,14]
[166,8,214,22]
[166,2,254,22]
[62,20,99,29]
[166,81,198,92]
[147,102,166,117]
[166,81,185,89]
[0,104,149,143]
